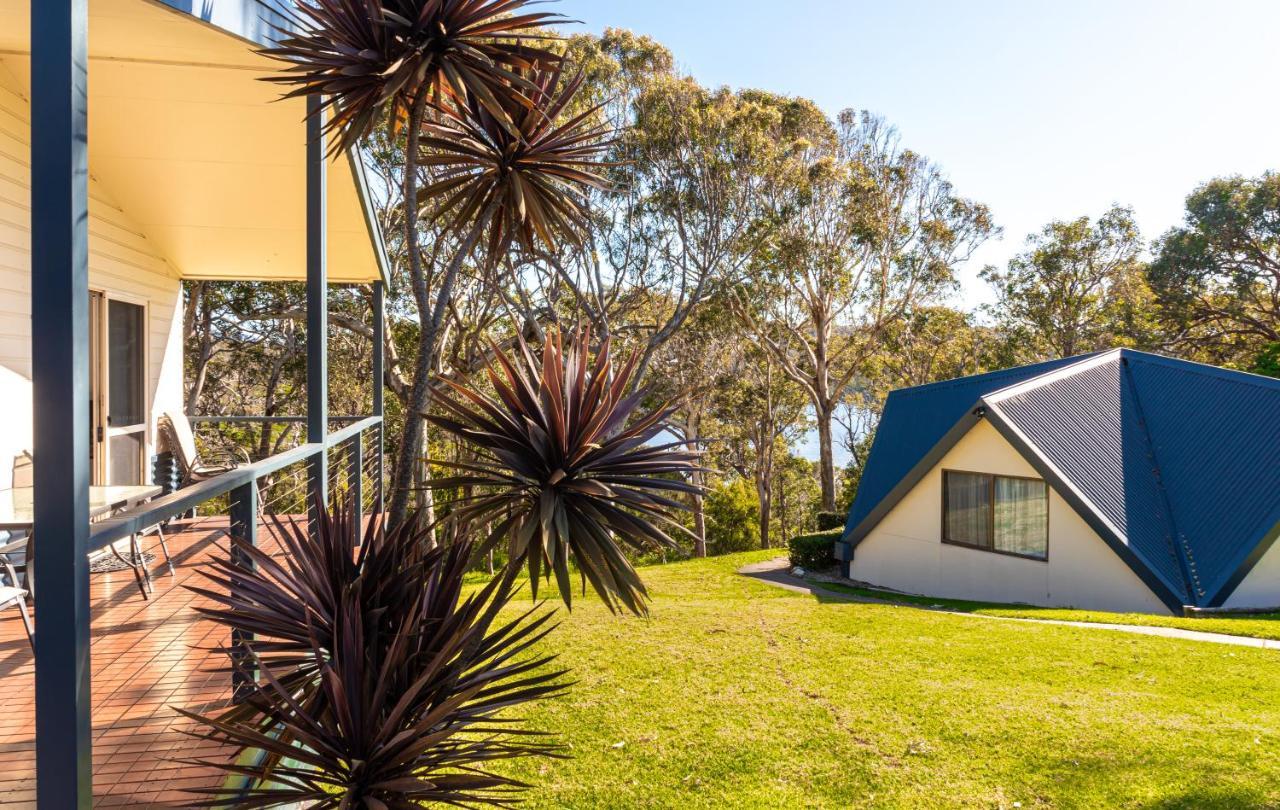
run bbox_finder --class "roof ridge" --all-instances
[887,352,1104,399]
[984,350,1122,404]
[1120,357,1199,604]
[1119,348,1280,391]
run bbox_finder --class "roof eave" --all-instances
[843,407,985,547]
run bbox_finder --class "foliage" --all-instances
[815,511,846,532]
[1252,342,1280,378]
[1149,172,1280,366]
[981,204,1154,359]
[180,503,566,807]
[482,550,1280,808]
[427,325,705,616]
[703,479,760,556]
[417,63,615,260]
[262,0,566,153]
[787,528,842,570]
[736,110,996,511]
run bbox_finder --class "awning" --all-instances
[0,0,388,284]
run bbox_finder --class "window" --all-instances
[943,470,1048,560]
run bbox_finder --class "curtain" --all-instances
[944,472,991,547]
[994,477,1048,558]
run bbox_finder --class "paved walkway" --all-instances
[739,557,1280,651]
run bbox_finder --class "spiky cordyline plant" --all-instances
[417,62,615,260]
[261,0,567,153]
[180,502,567,808]
[428,326,707,616]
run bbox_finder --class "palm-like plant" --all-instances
[429,326,706,616]
[260,0,608,529]
[181,504,566,807]
[262,0,566,153]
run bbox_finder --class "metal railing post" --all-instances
[348,434,363,546]
[31,0,93,805]
[372,281,385,518]
[228,479,259,701]
[306,95,328,528]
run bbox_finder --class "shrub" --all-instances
[816,510,846,531]
[427,326,706,616]
[705,479,760,556]
[788,527,843,570]
[181,503,566,807]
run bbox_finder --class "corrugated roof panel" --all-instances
[1124,353,1280,603]
[990,356,1188,599]
[845,354,1099,537]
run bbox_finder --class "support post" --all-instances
[372,281,385,516]
[348,435,363,547]
[31,1,93,805]
[228,479,258,701]
[306,96,328,522]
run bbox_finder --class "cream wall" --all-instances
[0,64,184,482]
[1222,538,1280,609]
[849,419,1173,615]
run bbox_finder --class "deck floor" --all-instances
[0,517,278,808]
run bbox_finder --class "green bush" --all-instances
[705,479,760,556]
[816,511,846,531]
[788,528,843,570]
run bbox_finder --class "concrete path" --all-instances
[739,557,1280,651]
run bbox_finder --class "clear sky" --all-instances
[564,0,1280,309]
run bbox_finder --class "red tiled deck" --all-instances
[0,517,277,808]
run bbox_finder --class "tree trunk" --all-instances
[756,473,771,550]
[816,402,837,511]
[685,422,706,557]
[389,197,491,529]
[387,94,430,529]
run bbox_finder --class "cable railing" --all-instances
[90,416,385,554]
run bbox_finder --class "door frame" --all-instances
[89,287,151,485]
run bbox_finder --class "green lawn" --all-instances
[489,549,1280,809]
[807,578,1280,642]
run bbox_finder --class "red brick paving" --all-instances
[0,517,280,808]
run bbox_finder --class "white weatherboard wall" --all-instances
[0,63,184,480]
[848,419,1172,615]
[1222,538,1280,609]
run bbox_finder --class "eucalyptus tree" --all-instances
[737,111,994,511]
[714,347,811,550]
[1148,173,1280,368]
[648,298,741,556]
[982,204,1152,360]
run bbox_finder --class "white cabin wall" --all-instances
[1222,537,1280,610]
[849,419,1172,615]
[0,63,184,478]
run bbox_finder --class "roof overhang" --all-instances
[0,0,389,284]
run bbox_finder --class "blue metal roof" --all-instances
[843,354,1097,540]
[844,349,1280,609]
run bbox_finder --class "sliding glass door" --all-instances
[89,293,148,485]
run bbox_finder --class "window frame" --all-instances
[941,469,1049,562]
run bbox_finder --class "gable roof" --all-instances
[844,349,1280,611]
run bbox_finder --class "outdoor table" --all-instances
[0,485,163,531]
[0,485,165,598]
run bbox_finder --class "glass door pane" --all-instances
[104,299,147,485]
[108,300,146,427]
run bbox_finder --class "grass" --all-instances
[806,578,1280,642]
[486,549,1280,809]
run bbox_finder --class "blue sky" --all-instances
[565,0,1280,310]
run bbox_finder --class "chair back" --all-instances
[158,413,200,477]
[11,452,32,489]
